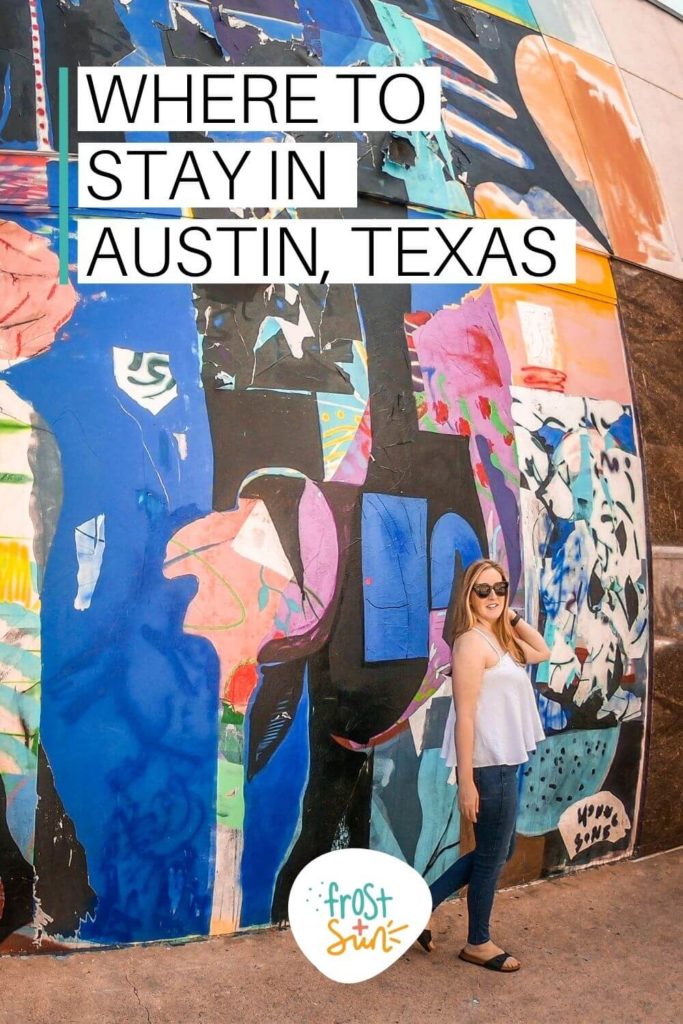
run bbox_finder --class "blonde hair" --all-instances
[443,558,524,661]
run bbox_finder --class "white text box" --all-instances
[78,142,359,209]
[77,218,577,286]
[77,67,442,133]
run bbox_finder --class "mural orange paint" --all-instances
[545,38,679,271]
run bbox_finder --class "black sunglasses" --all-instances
[472,581,509,598]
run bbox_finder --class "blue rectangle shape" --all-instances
[361,493,428,661]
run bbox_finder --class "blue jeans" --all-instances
[429,763,520,945]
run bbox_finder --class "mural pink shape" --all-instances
[407,289,522,591]
[0,219,77,361]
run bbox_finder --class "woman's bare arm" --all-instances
[452,632,486,822]
[509,611,550,665]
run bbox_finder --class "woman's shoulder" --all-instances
[453,628,489,655]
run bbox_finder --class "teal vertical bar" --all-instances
[58,66,69,285]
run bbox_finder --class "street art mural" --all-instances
[0,0,670,952]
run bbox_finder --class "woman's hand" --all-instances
[507,611,551,664]
[458,779,479,823]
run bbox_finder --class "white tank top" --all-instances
[440,628,546,769]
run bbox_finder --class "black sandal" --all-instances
[416,929,434,952]
[459,947,520,972]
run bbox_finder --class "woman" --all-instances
[418,558,550,972]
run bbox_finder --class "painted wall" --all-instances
[592,0,683,266]
[0,0,678,952]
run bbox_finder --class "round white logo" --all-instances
[288,848,432,984]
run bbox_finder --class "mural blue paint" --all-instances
[430,512,483,609]
[361,494,429,662]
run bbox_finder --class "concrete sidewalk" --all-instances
[1,848,681,1024]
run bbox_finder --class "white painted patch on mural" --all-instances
[211,825,243,936]
[559,790,631,859]
[74,515,106,611]
[232,500,294,580]
[516,300,562,369]
[113,348,178,414]
[173,431,188,460]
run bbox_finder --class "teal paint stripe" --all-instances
[58,66,69,285]
[0,604,40,631]
[0,685,40,732]
[0,642,41,677]
[0,734,38,774]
